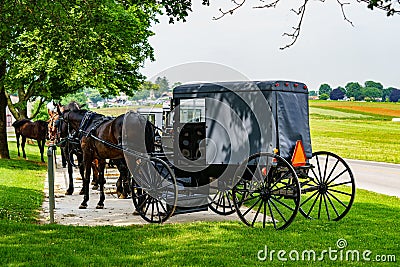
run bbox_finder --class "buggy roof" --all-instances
[173,80,312,160]
[173,81,308,96]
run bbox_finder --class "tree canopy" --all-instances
[319,84,332,96]
[1,1,159,117]
[319,80,399,102]
[330,88,345,100]
[389,88,400,102]
[0,0,161,158]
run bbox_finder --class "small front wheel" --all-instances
[208,188,236,216]
[131,157,177,223]
[232,152,301,230]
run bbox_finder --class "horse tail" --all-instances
[12,119,30,128]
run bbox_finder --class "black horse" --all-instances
[60,109,155,209]
[12,119,48,162]
[50,102,100,195]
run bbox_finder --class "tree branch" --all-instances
[4,91,20,120]
[337,0,354,26]
[280,0,309,50]
[213,0,247,20]
[254,0,280,9]
[211,0,399,49]
[358,0,400,15]
[28,97,46,120]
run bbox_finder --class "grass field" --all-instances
[309,100,400,119]
[93,105,162,116]
[309,100,400,164]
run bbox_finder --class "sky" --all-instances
[141,1,400,91]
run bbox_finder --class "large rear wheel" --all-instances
[299,151,355,221]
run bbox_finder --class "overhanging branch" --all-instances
[212,0,400,49]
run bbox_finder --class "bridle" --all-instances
[56,110,80,147]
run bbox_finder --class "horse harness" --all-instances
[77,111,123,150]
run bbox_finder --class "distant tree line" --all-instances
[312,81,400,102]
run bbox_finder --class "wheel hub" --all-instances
[260,188,271,200]
[319,183,328,194]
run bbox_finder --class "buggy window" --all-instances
[142,114,155,125]
[179,99,205,123]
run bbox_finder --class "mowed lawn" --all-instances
[309,100,400,164]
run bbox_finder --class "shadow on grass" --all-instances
[0,157,46,171]
[0,185,43,223]
[6,141,48,165]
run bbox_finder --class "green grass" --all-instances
[92,105,162,116]
[0,142,46,223]
[309,101,400,164]
[310,107,373,119]
[1,142,400,266]
[309,100,400,119]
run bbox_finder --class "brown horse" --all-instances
[60,109,155,209]
[12,119,48,162]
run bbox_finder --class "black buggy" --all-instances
[127,81,356,230]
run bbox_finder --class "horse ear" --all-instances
[56,102,63,115]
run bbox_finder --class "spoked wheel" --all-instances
[232,152,301,230]
[299,151,355,221]
[131,157,177,223]
[208,188,236,216]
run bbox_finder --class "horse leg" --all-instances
[116,159,130,199]
[96,159,107,209]
[77,153,85,195]
[91,159,99,190]
[65,148,74,195]
[61,148,67,168]
[115,159,124,198]
[39,139,45,162]
[66,161,75,195]
[21,136,27,159]
[16,134,20,157]
[79,154,92,209]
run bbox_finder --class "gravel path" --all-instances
[40,156,241,226]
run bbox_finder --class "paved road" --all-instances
[346,159,400,198]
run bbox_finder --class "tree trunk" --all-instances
[0,61,10,159]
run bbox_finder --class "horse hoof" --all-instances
[92,185,99,191]
[133,209,144,215]
[118,194,127,199]
[96,204,104,209]
[79,204,87,209]
[79,190,84,195]
[65,191,73,195]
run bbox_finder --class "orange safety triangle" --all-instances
[291,140,307,167]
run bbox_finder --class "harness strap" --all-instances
[89,133,149,160]
[78,111,94,138]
